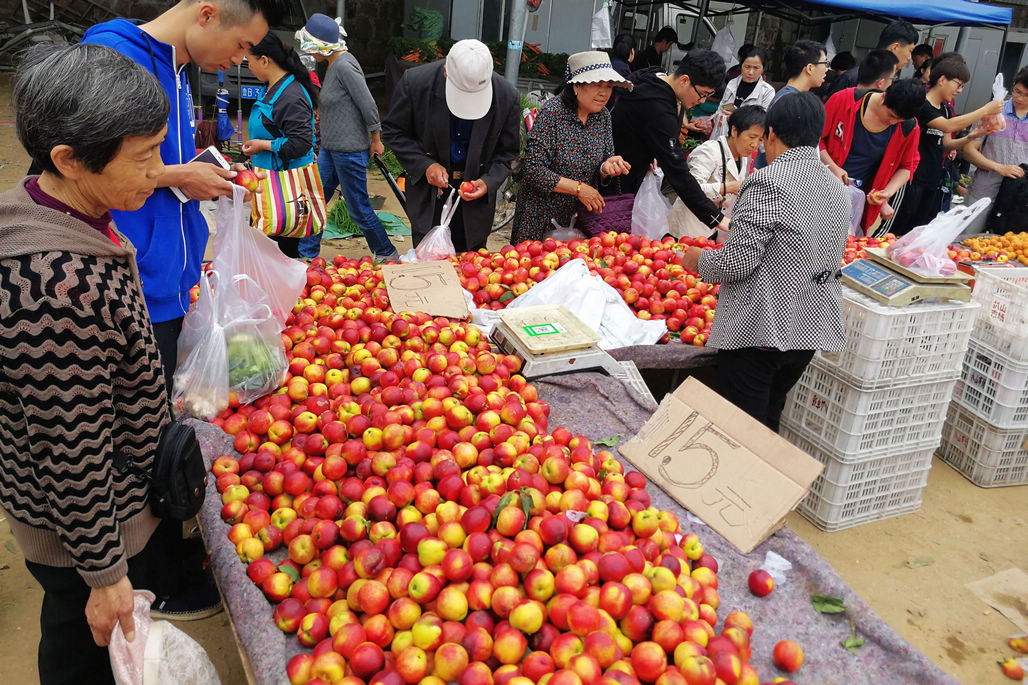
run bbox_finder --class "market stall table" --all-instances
[192,371,957,685]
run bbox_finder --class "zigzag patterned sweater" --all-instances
[0,180,166,588]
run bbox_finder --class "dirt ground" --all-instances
[1,73,1026,684]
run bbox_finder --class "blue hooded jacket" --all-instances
[83,19,207,323]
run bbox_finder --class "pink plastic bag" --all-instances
[885,198,991,277]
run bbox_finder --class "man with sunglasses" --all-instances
[891,55,1003,235]
[612,49,730,235]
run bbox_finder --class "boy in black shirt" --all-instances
[891,56,1003,235]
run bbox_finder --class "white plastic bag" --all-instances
[415,189,459,262]
[846,182,866,237]
[885,198,991,277]
[631,169,672,240]
[710,26,736,66]
[506,259,667,349]
[110,591,221,685]
[590,1,612,49]
[549,217,587,242]
[172,274,228,419]
[983,74,1008,134]
[173,271,289,419]
[210,186,307,324]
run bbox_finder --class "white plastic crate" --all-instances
[816,289,978,389]
[781,424,936,500]
[781,359,954,459]
[951,339,1028,429]
[937,403,1028,487]
[613,361,656,407]
[970,268,1028,363]
[797,484,926,532]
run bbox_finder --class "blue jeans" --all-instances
[299,149,395,259]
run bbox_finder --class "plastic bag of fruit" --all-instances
[631,168,672,240]
[173,272,288,418]
[209,185,307,323]
[415,188,459,262]
[885,198,991,277]
[172,273,229,419]
[983,74,1008,134]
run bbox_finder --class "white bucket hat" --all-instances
[445,39,495,120]
[565,51,633,90]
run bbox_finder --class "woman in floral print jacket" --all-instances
[511,52,633,243]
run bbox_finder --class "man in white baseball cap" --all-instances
[383,39,520,251]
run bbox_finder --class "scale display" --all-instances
[842,257,971,307]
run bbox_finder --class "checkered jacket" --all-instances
[697,146,850,352]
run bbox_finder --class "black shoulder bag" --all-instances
[118,406,207,521]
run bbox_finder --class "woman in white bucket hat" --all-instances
[511,51,633,243]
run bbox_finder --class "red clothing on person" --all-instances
[820,88,921,231]
[25,176,121,246]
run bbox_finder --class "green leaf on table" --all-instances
[841,630,865,654]
[593,434,622,448]
[904,556,934,569]
[811,594,847,614]
[519,491,532,529]
[979,552,991,563]
[3,540,15,554]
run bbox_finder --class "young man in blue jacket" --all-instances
[83,0,282,621]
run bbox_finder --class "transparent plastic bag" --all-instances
[415,188,459,261]
[710,25,736,66]
[590,1,612,49]
[846,182,866,237]
[110,591,221,685]
[885,198,991,277]
[631,169,672,240]
[549,216,587,242]
[173,271,288,419]
[983,74,1008,134]
[172,274,228,420]
[209,185,307,323]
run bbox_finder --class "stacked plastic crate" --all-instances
[939,269,1028,488]
[779,288,980,531]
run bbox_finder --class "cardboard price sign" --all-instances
[620,378,823,553]
[382,261,469,319]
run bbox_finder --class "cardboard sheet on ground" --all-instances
[965,568,1028,632]
[620,377,823,553]
[382,261,469,319]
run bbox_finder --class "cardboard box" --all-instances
[382,261,469,319]
[620,377,824,553]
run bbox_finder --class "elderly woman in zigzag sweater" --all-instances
[0,44,170,683]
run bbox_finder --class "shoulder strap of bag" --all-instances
[719,138,727,197]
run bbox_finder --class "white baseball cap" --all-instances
[445,39,494,120]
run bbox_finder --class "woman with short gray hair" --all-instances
[1,43,171,683]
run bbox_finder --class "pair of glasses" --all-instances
[815,60,831,67]
[691,83,715,101]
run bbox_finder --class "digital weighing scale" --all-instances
[491,305,626,378]
[842,247,972,306]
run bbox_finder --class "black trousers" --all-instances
[890,183,942,237]
[147,318,186,598]
[717,347,815,432]
[26,551,148,685]
[270,235,301,258]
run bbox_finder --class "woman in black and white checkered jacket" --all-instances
[682,92,850,432]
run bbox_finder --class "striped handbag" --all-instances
[251,162,327,238]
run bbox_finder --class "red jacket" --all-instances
[820,88,920,230]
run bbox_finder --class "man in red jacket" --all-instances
[820,78,924,235]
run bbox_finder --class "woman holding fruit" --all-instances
[1,44,170,683]
[243,31,321,258]
[511,51,633,244]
